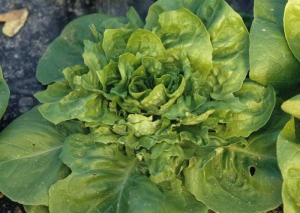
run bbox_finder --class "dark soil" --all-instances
[0,194,25,213]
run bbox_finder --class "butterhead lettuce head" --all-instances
[32,0,280,212]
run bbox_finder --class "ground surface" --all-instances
[0,0,282,212]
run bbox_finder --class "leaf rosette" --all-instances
[26,0,278,212]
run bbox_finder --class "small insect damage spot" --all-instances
[249,166,256,176]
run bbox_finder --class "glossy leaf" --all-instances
[0,66,9,119]
[185,137,282,213]
[249,0,300,92]
[218,81,276,138]
[281,94,300,119]
[284,0,300,61]
[145,0,249,99]
[277,118,300,213]
[49,135,185,213]
[0,107,85,205]
[154,8,213,83]
[36,8,142,85]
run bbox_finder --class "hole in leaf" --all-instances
[249,166,256,176]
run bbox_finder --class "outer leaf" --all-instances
[36,13,118,85]
[38,89,121,125]
[281,94,300,119]
[0,66,9,119]
[150,168,208,213]
[277,118,300,213]
[284,0,300,61]
[49,135,183,213]
[145,0,249,99]
[185,122,284,213]
[0,107,85,205]
[24,205,49,213]
[34,79,71,103]
[250,0,300,92]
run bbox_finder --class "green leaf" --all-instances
[36,13,118,85]
[281,94,300,119]
[38,89,121,125]
[284,0,300,61]
[277,118,300,213]
[185,135,283,213]
[153,8,213,83]
[102,28,133,60]
[49,135,184,213]
[35,8,143,86]
[150,168,208,213]
[218,80,276,138]
[249,0,300,92]
[145,0,249,99]
[182,189,208,213]
[125,29,167,61]
[125,7,144,29]
[0,66,9,119]
[0,107,85,205]
[34,79,71,103]
[24,205,49,213]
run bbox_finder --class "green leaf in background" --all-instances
[0,107,86,206]
[49,135,185,213]
[281,94,300,119]
[277,118,300,213]
[24,205,49,213]
[0,66,9,119]
[249,0,300,92]
[145,0,249,99]
[284,0,300,61]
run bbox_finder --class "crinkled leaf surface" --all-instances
[249,0,300,92]
[184,102,287,213]
[284,0,300,61]
[0,66,9,119]
[49,134,186,213]
[185,139,282,213]
[0,107,85,205]
[153,8,213,82]
[145,0,249,99]
[36,8,143,85]
[38,89,105,125]
[218,81,276,138]
[277,118,300,213]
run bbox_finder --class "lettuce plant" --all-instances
[0,0,298,212]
